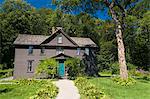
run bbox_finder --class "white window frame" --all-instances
[76,48,81,55]
[57,35,62,44]
[85,48,89,55]
[27,60,34,72]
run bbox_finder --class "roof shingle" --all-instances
[14,34,49,45]
[70,37,97,47]
[14,34,97,47]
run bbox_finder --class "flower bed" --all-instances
[74,77,105,99]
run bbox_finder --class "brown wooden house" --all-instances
[13,27,98,79]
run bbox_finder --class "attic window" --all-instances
[57,35,62,44]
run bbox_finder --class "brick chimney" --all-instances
[56,27,62,30]
[52,27,63,34]
[52,27,56,34]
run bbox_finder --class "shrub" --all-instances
[110,62,119,74]
[112,77,136,86]
[127,63,136,70]
[36,58,58,79]
[129,68,150,80]
[65,58,84,79]
[0,64,3,69]
[75,77,105,99]
[127,63,138,76]
[110,62,138,75]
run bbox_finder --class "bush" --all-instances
[129,68,150,80]
[65,58,85,79]
[74,77,105,99]
[35,58,58,79]
[127,63,136,70]
[110,62,119,74]
[110,62,138,75]
[0,64,3,69]
[127,63,138,76]
[112,77,136,86]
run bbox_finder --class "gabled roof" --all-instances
[13,29,97,47]
[14,34,49,45]
[70,37,97,47]
[41,29,78,46]
[52,53,72,59]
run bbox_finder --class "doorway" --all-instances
[58,60,65,77]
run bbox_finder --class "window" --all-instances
[57,35,62,43]
[76,48,81,55]
[56,47,64,55]
[40,47,45,55]
[28,46,33,55]
[27,60,34,72]
[85,48,89,55]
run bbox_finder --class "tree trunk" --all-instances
[109,6,128,79]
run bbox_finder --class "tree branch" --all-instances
[103,0,111,7]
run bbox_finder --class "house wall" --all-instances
[13,47,85,79]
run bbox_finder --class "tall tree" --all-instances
[124,0,150,70]
[134,11,150,70]
[55,0,143,79]
[0,0,50,68]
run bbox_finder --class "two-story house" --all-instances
[13,27,98,79]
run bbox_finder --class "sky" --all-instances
[0,0,110,20]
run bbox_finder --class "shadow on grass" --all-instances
[99,75,111,78]
[0,88,13,94]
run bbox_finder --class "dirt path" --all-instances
[55,79,80,99]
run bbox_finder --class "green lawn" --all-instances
[89,78,150,99]
[0,84,39,99]
[0,80,58,99]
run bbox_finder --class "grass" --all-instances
[88,77,150,99]
[0,79,57,99]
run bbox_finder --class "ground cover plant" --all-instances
[74,77,105,99]
[112,77,136,86]
[0,79,58,99]
[89,77,150,99]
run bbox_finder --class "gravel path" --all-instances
[55,79,80,99]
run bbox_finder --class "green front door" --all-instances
[58,60,65,77]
